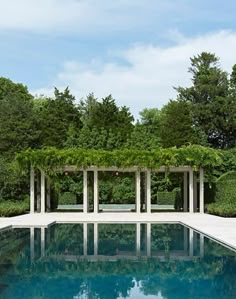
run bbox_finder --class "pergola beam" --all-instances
[57,165,192,173]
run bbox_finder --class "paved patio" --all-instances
[0,212,236,251]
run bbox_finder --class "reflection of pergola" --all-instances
[30,223,205,262]
[30,165,204,214]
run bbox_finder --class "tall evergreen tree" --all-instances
[126,108,161,150]
[74,94,134,149]
[36,87,82,148]
[176,52,235,148]
[0,77,37,154]
[159,100,206,148]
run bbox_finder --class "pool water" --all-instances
[0,223,235,299]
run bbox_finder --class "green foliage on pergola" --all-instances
[16,145,222,174]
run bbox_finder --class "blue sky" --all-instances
[1,0,236,117]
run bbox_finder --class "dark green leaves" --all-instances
[16,145,222,174]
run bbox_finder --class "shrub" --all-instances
[215,171,236,204]
[58,192,77,205]
[0,198,29,217]
[207,202,236,217]
[157,191,176,205]
[207,171,236,217]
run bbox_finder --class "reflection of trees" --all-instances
[82,276,135,299]
[0,228,30,276]
[204,237,236,257]
[98,224,136,255]
[0,274,134,299]
[0,224,236,299]
[140,257,236,299]
[151,224,184,253]
[1,256,236,299]
[45,224,84,255]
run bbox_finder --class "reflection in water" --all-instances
[0,223,235,299]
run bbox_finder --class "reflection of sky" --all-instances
[118,281,164,299]
[73,280,165,299]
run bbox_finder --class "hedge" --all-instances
[207,171,236,217]
[215,171,236,203]
[58,192,77,205]
[156,191,176,205]
[0,199,29,217]
[208,202,236,217]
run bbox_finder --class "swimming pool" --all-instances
[0,223,235,298]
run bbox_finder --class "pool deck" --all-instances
[0,212,236,250]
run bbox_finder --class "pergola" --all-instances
[16,146,221,215]
[29,165,204,214]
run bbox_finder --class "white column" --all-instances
[46,180,51,212]
[30,227,35,262]
[136,223,141,256]
[30,167,35,214]
[136,171,141,213]
[83,170,88,213]
[193,173,198,212]
[146,170,151,214]
[94,170,98,213]
[41,227,45,257]
[189,168,194,213]
[200,234,204,258]
[144,172,147,211]
[94,222,98,256]
[183,172,188,212]
[199,168,204,213]
[36,174,40,212]
[189,228,194,257]
[146,223,151,257]
[40,171,45,214]
[83,223,88,256]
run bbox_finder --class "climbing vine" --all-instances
[16,145,223,175]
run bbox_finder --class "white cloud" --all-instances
[0,0,87,32]
[0,0,175,33]
[33,30,236,118]
[0,0,235,39]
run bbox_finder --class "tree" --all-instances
[80,94,133,133]
[176,52,235,148]
[226,65,236,147]
[126,108,161,150]
[0,77,37,154]
[159,100,207,148]
[74,94,134,149]
[36,87,82,148]
[0,78,38,200]
[139,108,161,127]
